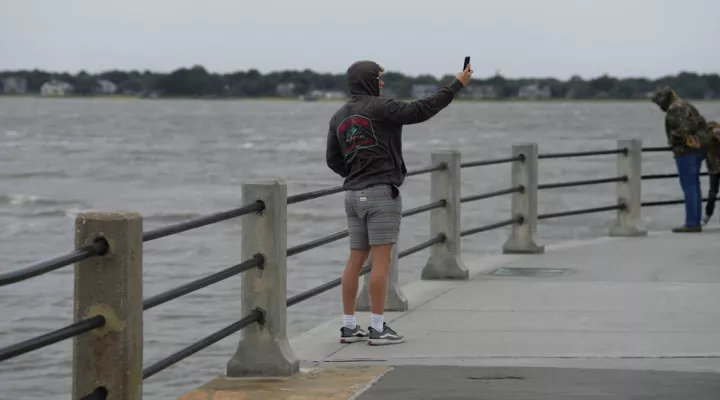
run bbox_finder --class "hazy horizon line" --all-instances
[1,65,716,81]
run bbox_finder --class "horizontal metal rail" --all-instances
[538,176,627,190]
[286,234,445,308]
[402,200,446,217]
[460,216,523,237]
[286,163,444,206]
[461,155,524,169]
[397,234,445,259]
[143,254,265,311]
[642,173,678,180]
[142,200,265,242]
[642,172,708,180]
[287,186,343,205]
[537,204,625,220]
[286,200,446,258]
[286,274,351,308]
[79,387,108,400]
[284,194,699,265]
[642,198,707,207]
[642,199,683,207]
[143,309,264,380]
[287,230,350,257]
[0,239,109,287]
[405,163,446,177]
[3,201,265,287]
[0,315,105,362]
[642,146,671,152]
[461,186,524,204]
[538,148,627,159]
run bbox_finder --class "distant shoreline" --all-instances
[1,94,719,103]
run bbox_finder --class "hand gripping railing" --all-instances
[0,137,702,400]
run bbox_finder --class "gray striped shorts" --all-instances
[344,184,402,249]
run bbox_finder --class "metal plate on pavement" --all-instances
[487,267,572,277]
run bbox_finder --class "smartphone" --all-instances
[463,56,471,71]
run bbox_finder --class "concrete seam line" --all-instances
[347,365,394,400]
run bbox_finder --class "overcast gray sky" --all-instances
[2,0,718,79]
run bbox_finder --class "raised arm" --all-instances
[383,79,465,125]
[383,64,473,125]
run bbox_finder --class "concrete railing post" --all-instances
[609,139,648,237]
[421,150,468,280]
[503,143,545,254]
[355,244,408,312]
[73,211,143,400]
[227,180,299,377]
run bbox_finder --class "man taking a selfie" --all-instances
[326,60,472,345]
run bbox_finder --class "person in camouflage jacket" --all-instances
[702,121,720,225]
[651,87,707,232]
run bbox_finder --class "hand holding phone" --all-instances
[457,56,473,86]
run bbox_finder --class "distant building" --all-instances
[1,76,28,94]
[517,83,551,100]
[40,80,73,96]
[95,79,118,95]
[276,83,296,97]
[411,84,439,99]
[459,84,497,99]
[305,89,348,100]
[320,90,347,99]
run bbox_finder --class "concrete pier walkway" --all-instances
[284,229,720,399]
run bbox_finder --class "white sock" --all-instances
[370,313,384,332]
[343,314,356,329]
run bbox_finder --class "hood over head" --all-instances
[346,60,382,96]
[651,87,681,112]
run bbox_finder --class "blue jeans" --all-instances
[675,152,705,227]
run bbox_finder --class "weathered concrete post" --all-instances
[422,150,469,280]
[73,211,143,400]
[355,242,408,312]
[227,180,299,377]
[609,139,648,237]
[503,143,545,254]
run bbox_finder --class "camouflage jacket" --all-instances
[651,88,708,155]
[707,121,720,175]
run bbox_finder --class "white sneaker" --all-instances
[702,215,711,225]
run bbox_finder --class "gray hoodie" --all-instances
[326,60,464,190]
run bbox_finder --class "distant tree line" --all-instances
[1,65,718,100]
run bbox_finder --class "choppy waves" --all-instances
[0,171,68,179]
[0,194,82,207]
[0,194,207,224]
